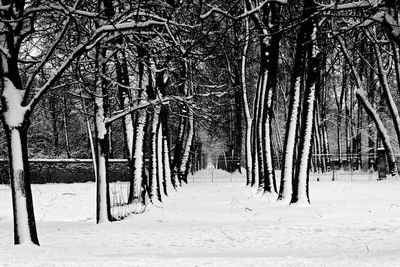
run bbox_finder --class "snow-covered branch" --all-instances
[105,97,174,125]
[194,92,228,97]
[26,19,176,116]
[25,4,100,18]
[318,0,381,11]
[200,0,287,21]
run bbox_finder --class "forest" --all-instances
[1,0,400,250]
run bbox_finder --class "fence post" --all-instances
[377,147,387,180]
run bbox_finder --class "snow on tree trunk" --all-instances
[290,22,319,205]
[161,107,174,193]
[94,82,112,223]
[278,0,316,204]
[291,83,315,205]
[262,3,281,196]
[149,106,162,203]
[180,110,194,183]
[263,110,276,195]
[172,115,186,186]
[277,76,301,204]
[356,90,398,176]
[256,69,268,193]
[128,46,148,212]
[2,78,39,245]
[157,120,170,196]
[129,108,147,207]
[250,75,262,189]
[94,103,111,223]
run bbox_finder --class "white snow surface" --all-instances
[1,169,400,266]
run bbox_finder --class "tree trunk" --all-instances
[94,45,112,223]
[50,93,59,156]
[262,3,281,195]
[94,97,112,223]
[128,46,148,211]
[149,106,162,202]
[4,125,39,245]
[291,24,319,205]
[2,76,39,245]
[180,109,194,183]
[62,94,71,158]
[278,0,316,204]
[161,106,174,193]
[241,15,253,185]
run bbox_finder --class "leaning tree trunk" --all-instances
[339,37,398,176]
[374,43,400,158]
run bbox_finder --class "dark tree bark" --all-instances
[278,0,317,204]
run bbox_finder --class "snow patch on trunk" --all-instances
[10,129,33,245]
[97,154,109,223]
[2,78,29,128]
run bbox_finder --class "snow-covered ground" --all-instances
[1,169,400,266]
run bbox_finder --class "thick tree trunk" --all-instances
[291,24,319,205]
[128,46,148,211]
[171,59,188,185]
[149,106,162,202]
[2,77,39,245]
[160,105,174,192]
[262,3,281,195]
[4,125,39,245]
[94,96,112,223]
[278,0,316,204]
[94,45,112,223]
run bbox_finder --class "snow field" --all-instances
[1,169,400,266]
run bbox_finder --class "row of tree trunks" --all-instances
[246,1,281,196]
[278,0,317,205]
